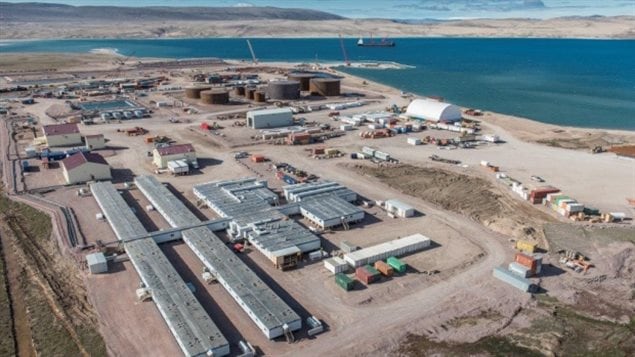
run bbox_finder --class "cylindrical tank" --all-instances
[254,91,266,103]
[266,80,300,100]
[200,90,229,105]
[310,78,341,96]
[234,86,245,96]
[246,87,257,100]
[287,72,316,91]
[184,86,211,99]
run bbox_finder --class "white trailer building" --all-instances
[344,234,431,267]
[385,199,416,218]
[247,107,294,129]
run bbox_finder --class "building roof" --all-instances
[42,123,80,136]
[84,134,104,139]
[385,199,414,211]
[406,99,462,122]
[247,107,293,117]
[61,151,109,171]
[155,143,195,156]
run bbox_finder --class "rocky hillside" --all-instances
[0,2,345,22]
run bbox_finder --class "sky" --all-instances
[4,1,634,19]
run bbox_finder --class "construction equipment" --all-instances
[246,39,258,64]
[338,34,351,66]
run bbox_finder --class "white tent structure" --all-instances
[405,99,462,122]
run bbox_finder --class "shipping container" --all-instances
[356,265,380,284]
[387,256,407,273]
[335,273,355,291]
[515,253,538,273]
[492,267,535,292]
[251,154,265,163]
[374,260,394,277]
[515,240,537,254]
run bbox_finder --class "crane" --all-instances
[338,34,350,66]
[246,39,258,64]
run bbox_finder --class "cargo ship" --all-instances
[357,36,395,47]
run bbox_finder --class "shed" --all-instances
[153,143,197,169]
[406,99,462,122]
[42,123,82,147]
[84,134,106,150]
[385,199,415,218]
[247,108,294,129]
[86,252,108,274]
[61,151,111,184]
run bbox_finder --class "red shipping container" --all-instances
[251,154,265,163]
[355,267,378,284]
[515,253,537,273]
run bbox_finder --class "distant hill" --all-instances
[0,2,345,22]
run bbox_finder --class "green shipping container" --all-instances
[364,264,381,277]
[387,257,407,273]
[335,273,355,291]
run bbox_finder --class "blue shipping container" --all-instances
[493,267,535,292]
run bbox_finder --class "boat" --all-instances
[357,36,395,47]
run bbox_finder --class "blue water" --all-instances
[2,38,634,130]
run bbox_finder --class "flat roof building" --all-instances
[153,143,197,169]
[385,199,416,218]
[61,151,111,185]
[90,182,229,357]
[42,123,82,147]
[135,176,302,339]
[406,99,462,123]
[247,107,294,129]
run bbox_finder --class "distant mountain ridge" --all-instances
[0,2,345,22]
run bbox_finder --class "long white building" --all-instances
[90,182,229,357]
[135,176,302,339]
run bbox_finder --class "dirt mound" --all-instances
[349,163,555,241]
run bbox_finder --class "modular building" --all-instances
[344,234,431,268]
[135,176,302,339]
[86,252,108,274]
[193,178,321,269]
[405,98,462,123]
[61,151,111,184]
[84,134,106,150]
[300,196,364,229]
[492,266,536,293]
[153,143,198,169]
[247,108,294,129]
[90,182,230,357]
[385,199,416,218]
[42,123,82,147]
[324,257,348,274]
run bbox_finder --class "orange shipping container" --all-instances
[374,261,394,277]
[251,154,265,163]
[515,253,537,272]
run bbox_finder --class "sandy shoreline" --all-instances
[2,17,634,40]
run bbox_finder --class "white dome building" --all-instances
[405,99,462,122]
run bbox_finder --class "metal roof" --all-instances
[246,107,293,117]
[248,220,319,254]
[42,123,79,136]
[300,196,363,222]
[61,151,109,171]
[385,199,414,211]
[155,143,195,156]
[134,176,301,335]
[89,182,229,357]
